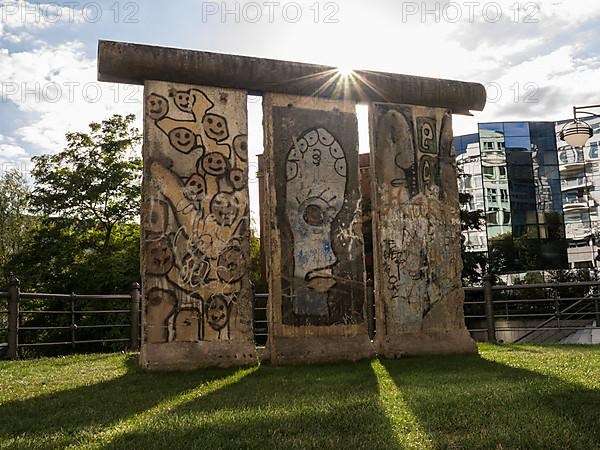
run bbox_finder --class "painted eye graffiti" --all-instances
[334,158,347,177]
[206,295,230,331]
[168,127,197,154]
[303,204,325,227]
[299,193,337,229]
[305,129,319,146]
[146,93,169,120]
[318,128,335,146]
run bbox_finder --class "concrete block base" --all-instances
[376,329,477,359]
[140,342,258,371]
[267,335,375,365]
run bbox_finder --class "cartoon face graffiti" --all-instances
[200,152,228,176]
[170,89,194,113]
[229,169,246,191]
[146,199,169,234]
[285,128,347,315]
[232,134,248,162]
[203,114,229,142]
[217,245,245,283]
[146,236,174,275]
[183,174,206,210]
[210,192,240,227]
[206,295,230,331]
[146,94,169,120]
[168,127,197,154]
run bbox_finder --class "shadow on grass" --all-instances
[0,355,242,448]
[103,360,403,450]
[380,353,600,450]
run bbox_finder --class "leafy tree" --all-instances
[249,223,268,293]
[8,219,140,294]
[4,115,143,355]
[0,169,33,287]
[7,114,142,294]
[30,114,142,251]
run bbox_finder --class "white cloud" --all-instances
[0,143,26,158]
[0,41,142,155]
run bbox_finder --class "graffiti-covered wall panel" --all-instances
[264,94,374,364]
[370,103,476,356]
[141,81,256,369]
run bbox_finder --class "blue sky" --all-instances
[1,0,600,226]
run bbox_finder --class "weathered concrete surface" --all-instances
[369,103,476,357]
[142,342,257,371]
[141,80,256,369]
[264,94,374,364]
[98,41,487,113]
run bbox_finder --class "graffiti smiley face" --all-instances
[170,89,193,112]
[203,114,229,142]
[146,236,174,275]
[168,127,197,154]
[146,93,169,120]
[217,245,245,283]
[229,168,246,191]
[206,295,230,331]
[184,175,206,202]
[232,134,248,162]
[200,152,228,176]
[210,192,240,227]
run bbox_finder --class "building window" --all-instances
[590,142,599,159]
[483,166,495,178]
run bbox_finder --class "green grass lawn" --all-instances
[0,344,598,449]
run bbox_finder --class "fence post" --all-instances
[130,282,141,352]
[483,274,497,343]
[70,293,76,350]
[7,277,20,359]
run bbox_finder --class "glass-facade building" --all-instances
[455,121,568,272]
[555,117,600,268]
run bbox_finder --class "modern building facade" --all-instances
[456,117,600,271]
[456,121,567,272]
[556,117,600,268]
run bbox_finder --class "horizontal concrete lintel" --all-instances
[97,40,486,113]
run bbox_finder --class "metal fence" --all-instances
[0,279,140,359]
[464,278,600,344]
[2,279,599,359]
